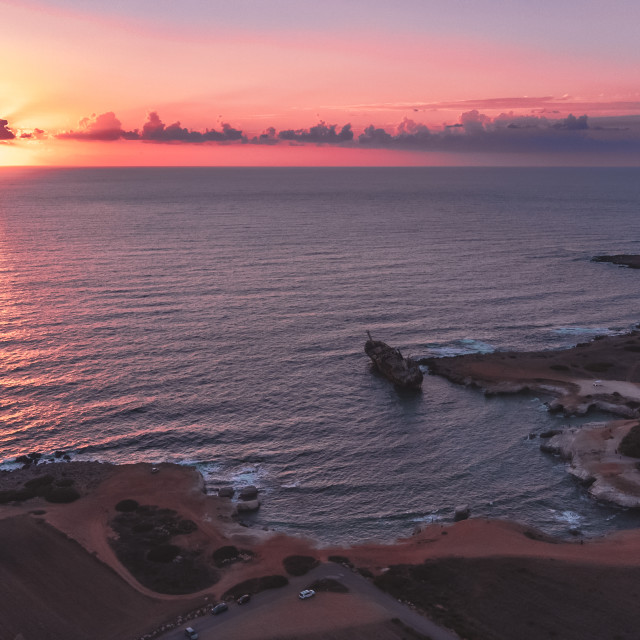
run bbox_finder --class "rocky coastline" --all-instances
[541,419,640,508]
[421,329,640,418]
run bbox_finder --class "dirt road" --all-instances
[163,562,458,640]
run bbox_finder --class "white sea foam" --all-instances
[428,338,495,358]
[554,326,625,337]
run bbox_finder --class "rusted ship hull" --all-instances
[364,332,423,389]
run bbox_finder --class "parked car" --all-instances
[237,594,251,605]
[184,627,198,640]
[299,589,316,600]
[212,602,229,615]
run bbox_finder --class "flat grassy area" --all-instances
[0,515,200,640]
[374,556,640,640]
[264,619,431,640]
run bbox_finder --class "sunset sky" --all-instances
[2,0,640,166]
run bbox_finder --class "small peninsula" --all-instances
[422,329,640,418]
[592,254,640,269]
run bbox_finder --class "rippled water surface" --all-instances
[1,167,640,544]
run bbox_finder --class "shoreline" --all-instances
[4,461,640,639]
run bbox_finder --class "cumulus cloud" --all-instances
[56,111,245,144]
[277,121,353,143]
[140,111,243,142]
[0,119,16,140]
[57,112,138,141]
[20,128,47,140]
[357,111,640,155]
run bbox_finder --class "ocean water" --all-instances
[1,166,640,544]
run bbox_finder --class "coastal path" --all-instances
[163,562,459,640]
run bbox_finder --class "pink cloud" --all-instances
[1,119,16,140]
[57,112,138,141]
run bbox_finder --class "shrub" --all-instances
[282,555,319,576]
[212,545,240,567]
[115,499,140,512]
[307,578,349,593]
[620,423,640,458]
[584,362,613,373]
[549,364,569,372]
[147,544,181,563]
[0,488,35,504]
[25,475,54,496]
[328,555,353,567]
[45,487,81,503]
[174,519,198,535]
[223,575,288,600]
[55,477,75,487]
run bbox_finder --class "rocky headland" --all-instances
[421,329,640,418]
[592,254,640,269]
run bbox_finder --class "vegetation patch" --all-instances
[549,364,569,372]
[307,578,349,593]
[584,362,613,373]
[328,555,354,568]
[0,475,80,504]
[109,503,216,594]
[147,544,180,563]
[45,486,81,503]
[390,618,433,640]
[115,499,139,512]
[282,554,319,576]
[223,574,289,600]
[375,557,640,640]
[620,423,640,458]
[212,545,254,568]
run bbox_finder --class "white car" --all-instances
[298,589,316,600]
[184,627,198,640]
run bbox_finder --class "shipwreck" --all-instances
[365,331,423,389]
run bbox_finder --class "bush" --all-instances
[282,555,319,576]
[223,575,288,599]
[147,544,181,563]
[212,545,240,567]
[25,475,54,496]
[0,488,35,504]
[620,423,640,458]
[584,362,613,373]
[175,519,198,535]
[549,364,569,372]
[307,578,349,593]
[45,486,81,503]
[328,555,353,567]
[55,477,75,487]
[115,499,140,512]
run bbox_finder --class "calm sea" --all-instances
[1,166,640,544]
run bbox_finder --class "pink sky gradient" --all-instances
[2,0,640,166]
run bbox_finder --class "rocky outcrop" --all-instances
[542,420,640,508]
[454,505,470,521]
[592,254,640,269]
[236,499,260,513]
[239,485,259,500]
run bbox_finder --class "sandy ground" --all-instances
[5,462,640,640]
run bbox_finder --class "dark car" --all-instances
[212,602,229,615]
[237,594,251,605]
